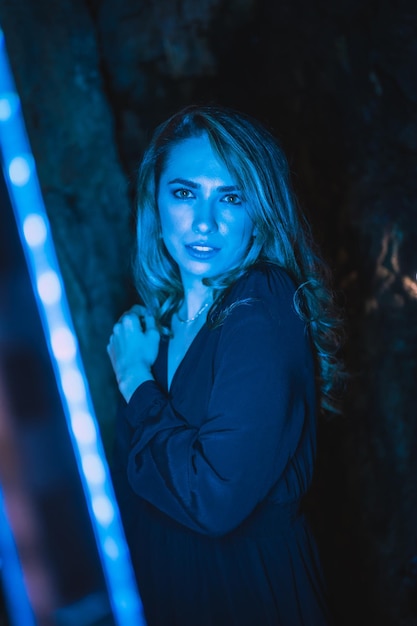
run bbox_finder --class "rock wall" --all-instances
[0,0,134,451]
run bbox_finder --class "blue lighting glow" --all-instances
[51,327,77,361]
[8,154,32,185]
[92,495,115,526]
[71,410,97,445]
[0,488,36,626]
[23,214,48,247]
[104,537,120,560]
[61,368,87,403]
[0,26,146,626]
[37,270,62,305]
[0,93,18,121]
[82,454,106,485]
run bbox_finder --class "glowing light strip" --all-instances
[0,487,36,626]
[0,28,146,625]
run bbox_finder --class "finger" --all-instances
[130,304,147,317]
[120,312,141,329]
[130,305,151,331]
[112,320,123,333]
[116,305,143,324]
[143,312,157,333]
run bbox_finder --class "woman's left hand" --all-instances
[107,305,160,402]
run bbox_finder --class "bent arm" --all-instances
[123,271,315,535]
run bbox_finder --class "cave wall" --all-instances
[1,0,417,624]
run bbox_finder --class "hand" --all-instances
[107,305,160,402]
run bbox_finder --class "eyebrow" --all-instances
[167,178,240,193]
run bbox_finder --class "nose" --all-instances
[192,200,218,234]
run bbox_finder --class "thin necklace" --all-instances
[177,302,210,324]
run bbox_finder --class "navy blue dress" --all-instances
[112,263,332,625]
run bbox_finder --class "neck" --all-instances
[179,282,213,323]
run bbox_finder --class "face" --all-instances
[157,133,256,289]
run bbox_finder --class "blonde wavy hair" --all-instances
[133,104,345,414]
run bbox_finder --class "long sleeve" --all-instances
[122,266,316,536]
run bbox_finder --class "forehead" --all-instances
[161,133,235,183]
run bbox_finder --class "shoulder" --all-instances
[232,262,297,299]
[224,262,298,313]
[211,263,311,372]
[212,262,301,329]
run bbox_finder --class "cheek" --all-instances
[160,206,190,240]
[235,214,255,244]
[219,220,253,247]
[158,209,171,235]
[158,200,175,231]
[158,192,176,234]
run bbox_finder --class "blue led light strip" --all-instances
[0,487,36,626]
[0,28,146,626]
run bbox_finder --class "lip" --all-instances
[185,243,220,260]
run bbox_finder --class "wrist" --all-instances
[119,368,154,403]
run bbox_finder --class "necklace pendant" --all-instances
[177,302,209,324]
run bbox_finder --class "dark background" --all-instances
[0,1,416,624]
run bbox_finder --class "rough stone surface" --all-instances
[0,0,134,452]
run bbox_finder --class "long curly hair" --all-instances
[133,104,345,414]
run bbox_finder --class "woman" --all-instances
[108,105,344,625]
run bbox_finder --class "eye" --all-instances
[173,188,194,199]
[222,193,242,205]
